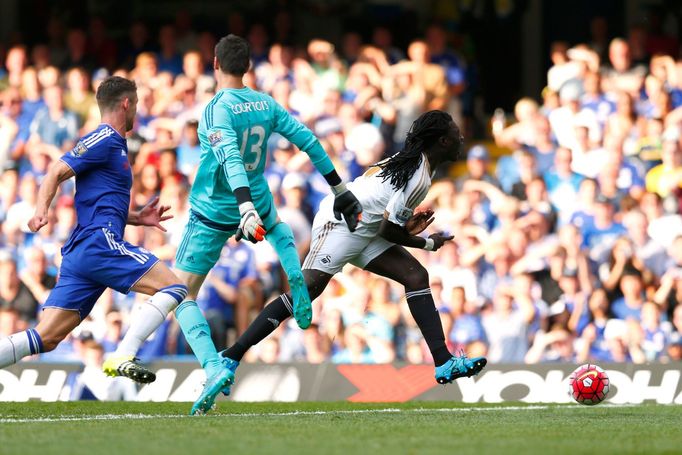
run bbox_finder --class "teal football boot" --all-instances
[190,368,234,415]
[435,353,487,384]
[289,273,312,329]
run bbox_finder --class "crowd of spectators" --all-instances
[0,14,681,368]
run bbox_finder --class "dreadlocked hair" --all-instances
[376,110,453,190]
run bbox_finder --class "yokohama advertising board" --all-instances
[1,362,681,403]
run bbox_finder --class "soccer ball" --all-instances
[568,364,609,405]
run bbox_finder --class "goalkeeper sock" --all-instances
[114,285,187,358]
[0,329,44,368]
[222,294,293,361]
[175,300,222,376]
[265,222,303,280]
[405,288,452,367]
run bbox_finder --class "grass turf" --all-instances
[0,401,680,455]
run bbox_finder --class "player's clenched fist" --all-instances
[27,213,49,232]
[236,202,266,243]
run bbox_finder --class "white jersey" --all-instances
[316,154,432,236]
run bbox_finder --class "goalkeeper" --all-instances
[117,34,361,414]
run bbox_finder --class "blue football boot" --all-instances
[435,353,487,384]
[219,353,240,396]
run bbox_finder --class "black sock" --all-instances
[222,294,293,361]
[405,288,451,366]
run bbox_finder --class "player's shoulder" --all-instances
[405,154,430,186]
[202,91,231,128]
[71,124,121,156]
[80,124,119,144]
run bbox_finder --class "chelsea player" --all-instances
[0,76,188,384]
[159,34,361,414]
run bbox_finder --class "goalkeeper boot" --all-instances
[103,356,156,383]
[218,352,240,396]
[289,273,312,329]
[191,367,234,415]
[435,353,487,384]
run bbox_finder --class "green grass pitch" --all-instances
[0,402,680,455]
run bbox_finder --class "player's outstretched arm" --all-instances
[272,101,362,231]
[28,160,75,232]
[377,216,453,252]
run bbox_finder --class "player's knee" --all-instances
[402,264,429,291]
[266,222,295,244]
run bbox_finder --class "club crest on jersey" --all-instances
[71,141,88,157]
[208,131,223,146]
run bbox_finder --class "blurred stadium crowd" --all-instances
[0,13,681,369]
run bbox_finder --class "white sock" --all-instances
[114,286,187,358]
[0,332,33,368]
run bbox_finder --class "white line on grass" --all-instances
[0,404,557,423]
[0,413,183,423]
[0,403,651,423]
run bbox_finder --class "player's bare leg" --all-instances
[34,308,82,351]
[0,308,80,369]
[364,246,487,383]
[103,261,188,384]
[173,268,234,415]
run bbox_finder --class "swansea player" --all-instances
[220,110,487,392]
[152,34,361,414]
[0,76,188,382]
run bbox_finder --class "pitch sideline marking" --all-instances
[0,404,647,423]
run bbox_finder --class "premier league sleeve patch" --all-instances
[208,130,223,146]
[70,141,88,157]
[395,207,413,224]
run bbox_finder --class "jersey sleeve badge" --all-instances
[208,131,223,146]
[395,208,413,224]
[71,141,88,157]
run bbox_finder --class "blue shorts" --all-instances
[43,227,159,319]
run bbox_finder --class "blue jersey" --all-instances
[46,124,159,320]
[60,124,132,254]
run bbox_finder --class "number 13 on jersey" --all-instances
[240,125,265,171]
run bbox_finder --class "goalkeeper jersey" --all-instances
[191,86,335,224]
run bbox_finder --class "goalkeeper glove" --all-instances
[236,202,266,243]
[332,183,362,232]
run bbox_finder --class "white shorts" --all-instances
[302,221,394,274]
